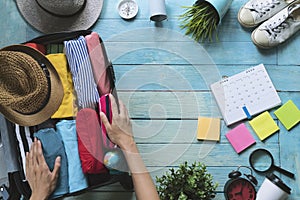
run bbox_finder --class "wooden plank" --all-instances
[278,34,300,65]
[105,41,215,65]
[113,64,300,91]
[105,41,277,65]
[279,119,300,199]
[0,0,28,46]
[113,64,220,91]
[216,18,252,42]
[132,120,279,144]
[136,143,279,167]
[92,18,251,43]
[118,91,220,119]
[25,27,42,41]
[117,91,298,119]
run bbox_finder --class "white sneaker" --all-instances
[251,1,300,48]
[238,0,296,28]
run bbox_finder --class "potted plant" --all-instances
[156,161,218,200]
[179,0,233,41]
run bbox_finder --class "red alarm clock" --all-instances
[224,166,258,200]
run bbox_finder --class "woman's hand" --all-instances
[100,94,160,200]
[26,138,61,200]
[99,94,135,151]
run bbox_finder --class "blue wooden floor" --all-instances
[1,0,300,199]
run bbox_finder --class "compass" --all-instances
[118,0,139,19]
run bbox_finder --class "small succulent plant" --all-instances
[156,161,218,200]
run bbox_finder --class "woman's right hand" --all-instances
[99,94,136,152]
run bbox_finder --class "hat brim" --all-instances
[0,45,64,126]
[15,0,104,33]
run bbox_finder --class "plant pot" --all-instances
[179,0,233,41]
[199,0,233,24]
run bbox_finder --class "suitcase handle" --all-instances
[25,30,93,45]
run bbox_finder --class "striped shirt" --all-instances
[15,125,33,177]
[64,36,99,109]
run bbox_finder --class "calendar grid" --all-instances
[210,64,281,125]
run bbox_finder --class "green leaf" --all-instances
[156,161,218,200]
[179,2,219,42]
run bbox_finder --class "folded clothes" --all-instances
[34,128,69,199]
[56,120,88,193]
[46,53,78,118]
[15,125,33,176]
[76,108,107,175]
[85,32,111,96]
[24,42,46,54]
[46,44,64,54]
[64,36,100,109]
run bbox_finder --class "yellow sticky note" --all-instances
[197,117,220,141]
[249,111,279,141]
[274,100,300,130]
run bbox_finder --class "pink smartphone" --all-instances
[99,94,115,149]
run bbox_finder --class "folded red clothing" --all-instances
[85,32,111,96]
[76,108,107,174]
[24,42,46,54]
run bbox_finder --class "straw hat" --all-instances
[15,0,104,33]
[0,45,63,126]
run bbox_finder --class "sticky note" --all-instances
[225,123,256,154]
[249,111,279,140]
[274,100,300,130]
[197,117,220,141]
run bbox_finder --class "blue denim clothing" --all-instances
[34,128,69,199]
[56,120,88,192]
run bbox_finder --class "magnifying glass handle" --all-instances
[273,165,295,179]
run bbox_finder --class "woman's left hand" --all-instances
[26,138,61,200]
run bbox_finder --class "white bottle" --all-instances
[256,173,291,200]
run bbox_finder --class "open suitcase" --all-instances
[0,30,133,200]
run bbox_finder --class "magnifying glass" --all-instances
[249,148,295,179]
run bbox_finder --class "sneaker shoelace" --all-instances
[264,16,290,39]
[263,4,300,39]
[249,0,281,18]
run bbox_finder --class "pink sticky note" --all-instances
[225,123,256,153]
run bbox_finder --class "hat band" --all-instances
[35,0,86,17]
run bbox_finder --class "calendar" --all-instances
[210,64,281,126]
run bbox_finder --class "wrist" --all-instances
[30,194,48,200]
[120,136,138,153]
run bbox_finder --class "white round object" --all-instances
[118,0,138,19]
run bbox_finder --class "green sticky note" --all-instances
[274,100,300,130]
[249,111,279,141]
